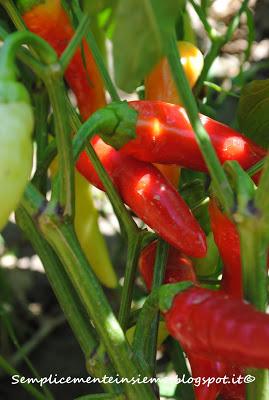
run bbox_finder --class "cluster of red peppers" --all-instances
[19,1,268,399]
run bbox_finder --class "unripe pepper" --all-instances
[164,286,269,369]
[118,101,266,178]
[145,41,204,188]
[74,172,117,288]
[49,144,117,288]
[77,139,207,258]
[0,81,33,230]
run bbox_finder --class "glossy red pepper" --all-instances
[139,241,223,399]
[209,199,269,299]
[164,285,269,369]
[139,240,197,290]
[118,101,266,178]
[77,138,206,258]
[209,199,243,299]
[22,0,105,120]
[221,366,245,400]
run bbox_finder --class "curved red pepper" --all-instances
[118,101,266,178]
[164,286,269,369]
[209,199,269,299]
[77,138,206,258]
[22,0,106,120]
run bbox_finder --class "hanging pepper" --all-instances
[19,0,105,120]
[209,199,269,299]
[139,243,249,398]
[164,285,269,369]
[115,101,266,180]
[49,141,117,288]
[139,241,224,399]
[209,199,243,298]
[0,81,33,230]
[145,41,203,188]
[77,139,207,258]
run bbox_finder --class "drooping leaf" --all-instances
[237,79,269,148]
[112,0,181,92]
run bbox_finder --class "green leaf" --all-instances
[112,0,181,92]
[237,79,269,148]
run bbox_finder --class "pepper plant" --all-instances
[0,1,268,399]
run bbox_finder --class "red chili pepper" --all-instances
[164,285,269,369]
[221,366,245,400]
[118,101,266,178]
[209,199,243,299]
[139,242,224,399]
[22,0,106,120]
[209,199,269,299]
[77,138,206,258]
[139,240,197,290]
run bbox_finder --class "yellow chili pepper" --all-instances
[50,148,117,288]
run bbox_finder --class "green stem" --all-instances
[0,30,57,80]
[146,240,169,373]
[0,354,47,400]
[118,234,142,331]
[3,36,45,77]
[165,34,234,214]
[22,186,155,399]
[17,203,121,395]
[194,39,223,96]
[133,290,159,366]
[0,0,26,31]
[169,340,195,400]
[32,83,49,194]
[1,313,55,399]
[15,206,97,358]
[84,143,138,239]
[194,0,249,95]
[72,0,120,101]
[247,158,265,177]
[224,0,250,43]
[9,315,64,369]
[255,154,269,224]
[238,223,269,399]
[188,0,217,40]
[204,81,239,98]
[60,13,90,72]
[45,76,74,217]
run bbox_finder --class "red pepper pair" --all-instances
[22,0,207,258]
[139,242,246,399]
